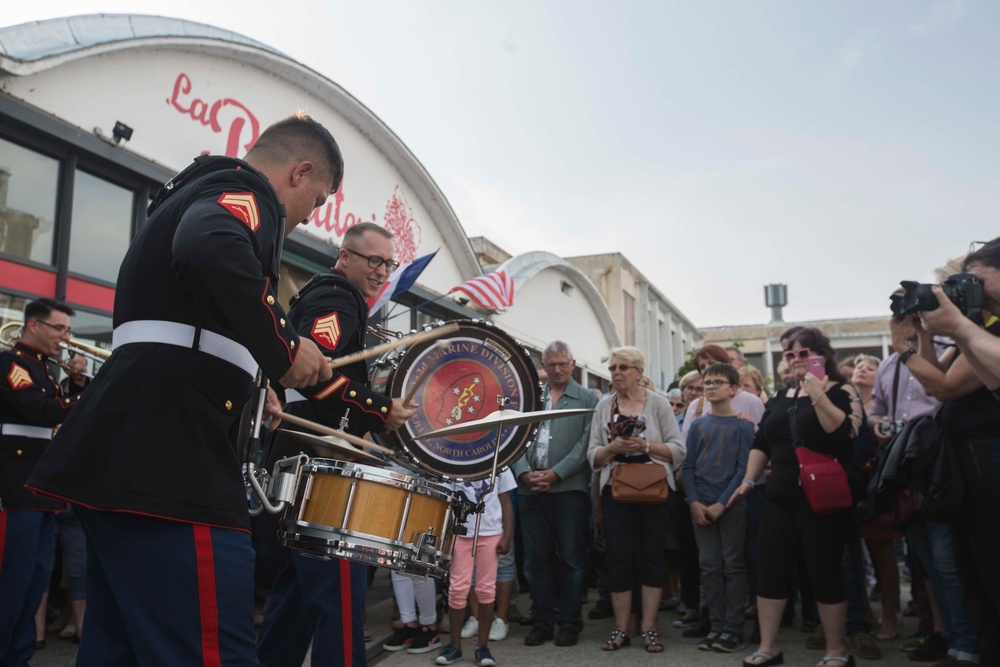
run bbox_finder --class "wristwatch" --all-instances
[899,348,917,365]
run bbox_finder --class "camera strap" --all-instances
[891,353,903,422]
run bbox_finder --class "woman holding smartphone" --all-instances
[729,328,860,667]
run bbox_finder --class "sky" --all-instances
[3,1,998,328]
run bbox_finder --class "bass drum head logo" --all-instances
[377,323,540,480]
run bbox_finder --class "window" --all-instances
[69,170,135,283]
[0,137,59,265]
[623,291,636,346]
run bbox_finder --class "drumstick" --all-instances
[400,340,448,407]
[275,411,395,456]
[327,323,459,370]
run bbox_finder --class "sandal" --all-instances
[641,630,664,653]
[820,656,855,667]
[600,629,630,651]
[743,651,784,667]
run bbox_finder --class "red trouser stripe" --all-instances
[340,558,353,665]
[194,525,222,667]
[0,512,7,576]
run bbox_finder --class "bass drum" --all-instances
[370,319,541,480]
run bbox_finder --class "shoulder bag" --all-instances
[789,388,853,514]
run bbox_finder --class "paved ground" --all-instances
[32,573,924,666]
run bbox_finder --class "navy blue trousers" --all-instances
[257,549,367,667]
[0,510,55,667]
[75,506,259,667]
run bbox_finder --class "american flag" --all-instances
[449,269,515,310]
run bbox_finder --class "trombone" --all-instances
[0,320,110,378]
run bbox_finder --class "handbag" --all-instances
[611,462,668,504]
[789,389,853,514]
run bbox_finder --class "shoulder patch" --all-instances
[217,192,260,232]
[312,313,342,350]
[8,363,33,389]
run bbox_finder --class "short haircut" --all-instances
[543,340,573,362]
[246,112,345,192]
[24,298,74,321]
[838,355,856,369]
[703,362,740,386]
[679,370,701,390]
[963,236,1000,271]
[608,346,644,371]
[666,388,682,401]
[694,344,730,370]
[740,365,765,394]
[342,222,393,248]
[724,345,744,361]
[853,353,881,369]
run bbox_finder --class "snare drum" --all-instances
[278,459,455,578]
[370,319,541,480]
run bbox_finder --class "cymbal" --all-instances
[280,430,387,465]
[413,408,594,439]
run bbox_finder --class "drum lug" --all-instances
[414,530,439,556]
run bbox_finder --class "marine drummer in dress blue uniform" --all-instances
[0,298,87,667]
[26,113,341,667]
[257,221,417,667]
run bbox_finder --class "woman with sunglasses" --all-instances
[587,346,684,653]
[729,328,861,667]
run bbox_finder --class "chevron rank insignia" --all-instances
[312,313,342,350]
[218,192,260,232]
[7,363,33,389]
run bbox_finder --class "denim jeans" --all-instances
[841,534,872,637]
[910,520,978,655]
[518,491,589,631]
[694,502,747,635]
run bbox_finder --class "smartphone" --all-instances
[807,356,827,381]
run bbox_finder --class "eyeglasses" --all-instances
[703,380,731,388]
[608,364,637,373]
[544,361,573,369]
[669,401,685,408]
[35,320,72,336]
[343,248,400,272]
[684,385,704,394]
[783,348,812,362]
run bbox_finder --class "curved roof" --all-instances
[498,251,621,348]
[0,14,283,63]
[0,14,482,281]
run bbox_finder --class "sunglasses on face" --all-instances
[669,401,685,408]
[783,348,812,362]
[608,364,637,373]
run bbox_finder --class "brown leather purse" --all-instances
[611,462,668,504]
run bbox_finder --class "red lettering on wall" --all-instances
[167,73,260,157]
[307,186,376,237]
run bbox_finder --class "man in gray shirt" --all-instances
[512,340,598,648]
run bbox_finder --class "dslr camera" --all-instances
[891,273,984,323]
[876,420,905,438]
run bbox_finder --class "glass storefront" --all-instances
[0,136,59,265]
[69,169,135,284]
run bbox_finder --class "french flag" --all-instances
[366,251,438,312]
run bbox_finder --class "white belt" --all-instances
[1,424,53,440]
[285,389,307,403]
[113,320,258,377]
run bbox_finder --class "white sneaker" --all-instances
[460,616,480,639]
[489,617,509,641]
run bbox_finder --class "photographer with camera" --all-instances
[867,315,968,662]
[894,238,1000,665]
[917,241,1000,394]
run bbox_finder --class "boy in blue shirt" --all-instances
[682,362,753,653]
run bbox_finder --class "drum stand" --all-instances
[465,395,511,558]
